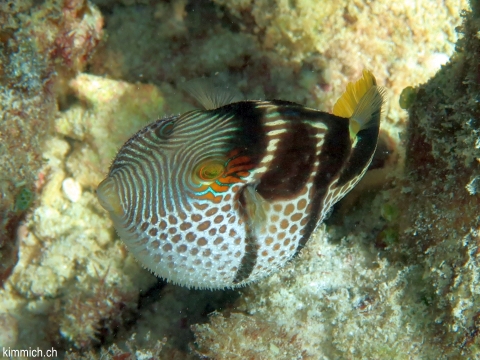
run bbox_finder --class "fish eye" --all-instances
[155,120,174,138]
[194,159,226,184]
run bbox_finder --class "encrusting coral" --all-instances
[212,0,464,119]
[3,132,156,349]
[0,0,103,285]
[394,0,480,353]
[193,312,308,359]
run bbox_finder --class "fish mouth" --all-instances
[96,177,124,217]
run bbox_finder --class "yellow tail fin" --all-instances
[333,69,386,138]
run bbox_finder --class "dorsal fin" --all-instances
[183,78,243,110]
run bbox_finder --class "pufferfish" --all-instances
[97,70,386,289]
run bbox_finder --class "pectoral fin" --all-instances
[240,185,270,235]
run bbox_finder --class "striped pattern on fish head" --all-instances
[97,103,268,289]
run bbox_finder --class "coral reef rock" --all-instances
[0,0,103,286]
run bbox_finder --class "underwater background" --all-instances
[0,0,479,358]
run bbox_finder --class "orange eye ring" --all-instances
[195,159,226,184]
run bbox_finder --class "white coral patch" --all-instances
[62,177,82,202]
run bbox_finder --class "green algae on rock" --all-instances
[14,188,34,213]
[399,86,417,110]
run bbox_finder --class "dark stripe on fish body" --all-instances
[337,114,380,186]
[296,113,351,251]
[233,234,258,284]
[233,185,260,284]
[215,101,268,166]
[256,116,317,201]
[266,99,303,107]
